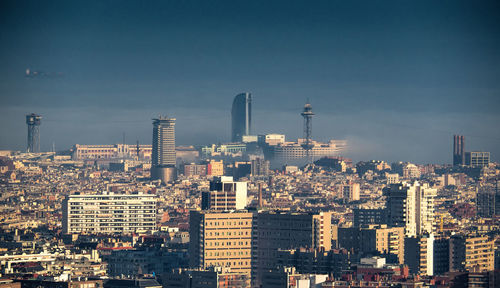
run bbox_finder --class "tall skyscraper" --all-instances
[151,116,176,183]
[231,93,251,142]
[385,181,436,237]
[26,113,41,153]
[453,135,465,166]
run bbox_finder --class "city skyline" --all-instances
[0,1,499,286]
[1,0,499,164]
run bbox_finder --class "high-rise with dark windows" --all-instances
[26,113,41,153]
[453,135,465,166]
[151,116,176,183]
[231,93,251,142]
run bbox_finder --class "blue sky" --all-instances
[1,0,499,163]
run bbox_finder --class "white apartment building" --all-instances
[386,181,436,237]
[62,192,156,234]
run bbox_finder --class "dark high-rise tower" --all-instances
[301,101,315,163]
[453,135,465,166]
[151,116,176,183]
[26,113,41,153]
[231,93,251,142]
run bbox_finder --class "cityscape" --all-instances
[1,1,499,288]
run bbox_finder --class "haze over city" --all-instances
[1,0,499,163]
[2,1,500,288]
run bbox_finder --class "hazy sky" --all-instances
[1,0,499,163]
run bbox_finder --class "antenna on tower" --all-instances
[301,100,315,164]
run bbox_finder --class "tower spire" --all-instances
[301,101,315,164]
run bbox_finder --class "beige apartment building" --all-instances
[189,210,333,288]
[361,225,405,265]
[189,210,254,282]
[62,192,156,234]
[207,160,224,176]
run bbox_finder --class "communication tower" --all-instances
[301,101,314,163]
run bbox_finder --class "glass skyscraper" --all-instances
[231,93,252,142]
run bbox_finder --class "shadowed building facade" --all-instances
[26,113,41,153]
[231,93,252,142]
[453,135,465,166]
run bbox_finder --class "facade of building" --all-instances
[201,176,248,211]
[338,224,405,264]
[258,134,285,146]
[476,186,499,218]
[26,113,42,153]
[402,163,421,179]
[105,248,188,277]
[250,158,270,177]
[353,208,387,228]
[207,160,224,176]
[342,182,360,201]
[188,210,254,279]
[453,135,465,166]
[386,173,400,184]
[62,192,157,234]
[433,236,450,275]
[231,93,252,143]
[183,164,207,177]
[276,248,350,278]
[465,152,490,168]
[162,267,250,288]
[449,234,494,273]
[72,144,152,160]
[151,117,176,183]
[201,143,247,157]
[253,211,332,286]
[260,267,328,288]
[404,234,434,276]
[385,182,436,237]
[269,139,347,163]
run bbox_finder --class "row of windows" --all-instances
[206,231,249,236]
[207,261,249,267]
[206,251,249,257]
[206,221,251,226]
[207,241,249,247]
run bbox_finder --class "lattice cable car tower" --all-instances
[301,100,315,164]
[26,113,42,153]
